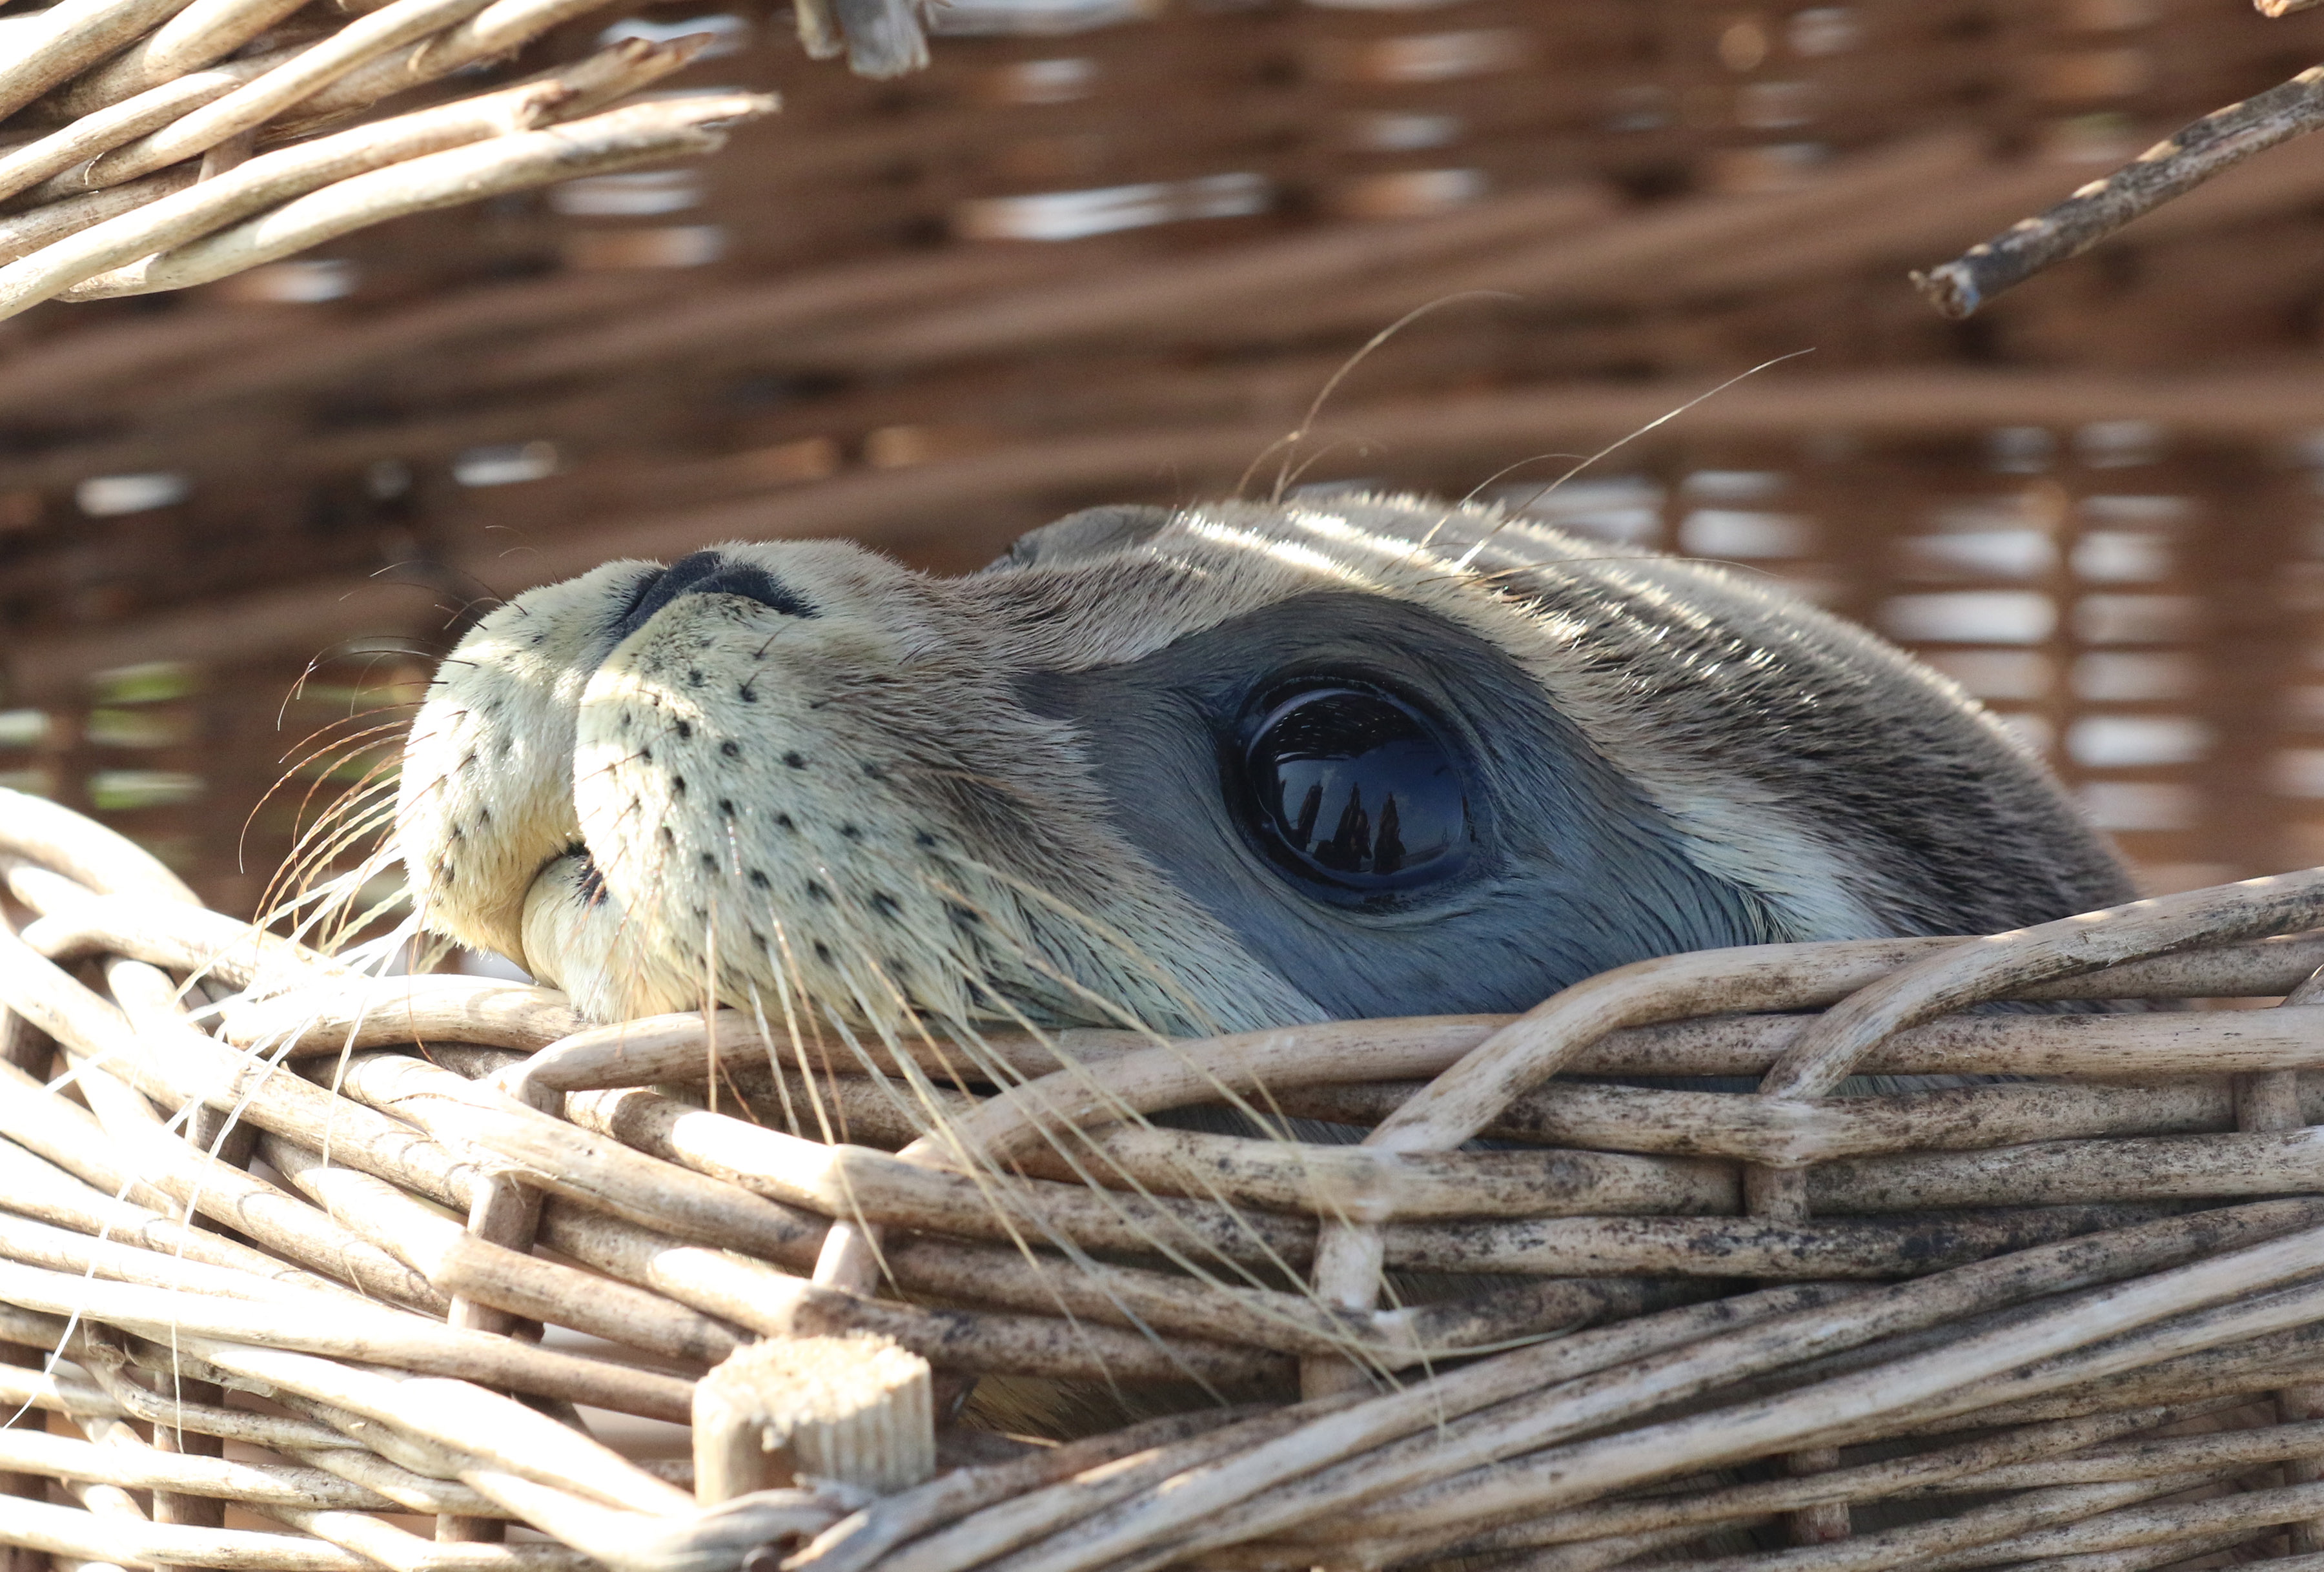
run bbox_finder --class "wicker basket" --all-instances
[0,0,946,322]
[10,786,2324,1571]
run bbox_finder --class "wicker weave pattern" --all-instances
[6,792,2324,1569]
[0,0,956,318]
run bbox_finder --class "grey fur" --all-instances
[1018,592,1782,1017]
[980,496,2131,1012]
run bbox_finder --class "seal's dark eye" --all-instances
[1238,684,1469,898]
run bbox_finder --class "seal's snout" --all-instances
[608,549,817,646]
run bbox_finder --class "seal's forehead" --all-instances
[968,494,1579,671]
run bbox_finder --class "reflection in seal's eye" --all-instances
[1236,682,1470,901]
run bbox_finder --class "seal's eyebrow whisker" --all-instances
[1449,347,1815,573]
[1442,452,1595,526]
[1274,438,1360,500]
[1258,291,1522,505]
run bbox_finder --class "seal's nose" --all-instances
[607,551,817,645]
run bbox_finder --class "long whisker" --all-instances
[1259,292,1522,505]
[1447,349,1816,573]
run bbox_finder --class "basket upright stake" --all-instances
[1745,1164,1853,1545]
[693,1334,937,1505]
[441,1170,544,1544]
[2252,966,2324,1551]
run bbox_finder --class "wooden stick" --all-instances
[1809,1128,2324,1212]
[0,1360,119,1424]
[1762,872,2324,1103]
[1909,1343,2324,1434]
[0,1205,380,1312]
[551,997,2324,1105]
[467,1465,855,1571]
[1647,1473,2232,1572]
[1307,1253,2324,1555]
[787,1409,1274,1572]
[0,1258,697,1422]
[15,879,344,986]
[2255,968,2324,1553]
[977,940,1957,1167]
[0,79,574,319]
[224,974,585,1055]
[860,1284,1858,1572]
[77,0,501,186]
[1820,1478,2324,1572]
[0,1054,444,1310]
[924,1205,2324,1572]
[258,1502,595,1570]
[315,1050,827,1265]
[287,1447,511,1520]
[0,1493,386,1572]
[864,1401,1405,1572]
[1283,1079,2237,1169]
[292,0,652,121]
[0,1425,417,1513]
[0,0,199,122]
[0,920,485,1212]
[535,1201,1288,1386]
[74,1331,360,1455]
[62,94,775,303]
[1915,68,2324,318]
[0,1133,346,1297]
[100,0,318,96]
[168,1338,694,1515]
[883,1234,1683,1362]
[1372,1206,2157,1281]
[259,1134,742,1365]
[815,942,1952,1296]
[0,786,199,905]
[1285,1400,2253,1566]
[693,1335,934,1502]
[564,1079,1313,1263]
[0,51,294,205]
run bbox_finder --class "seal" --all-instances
[393,493,2131,1041]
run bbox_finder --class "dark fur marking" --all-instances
[1019,593,1781,1017]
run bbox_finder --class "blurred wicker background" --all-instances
[9,0,2324,914]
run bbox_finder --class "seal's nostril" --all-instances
[607,551,817,646]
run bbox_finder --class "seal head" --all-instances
[394,495,2130,1034]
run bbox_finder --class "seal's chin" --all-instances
[519,851,704,1021]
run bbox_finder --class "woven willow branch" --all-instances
[8,784,2324,1572]
[0,0,917,305]
[1915,0,2324,315]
